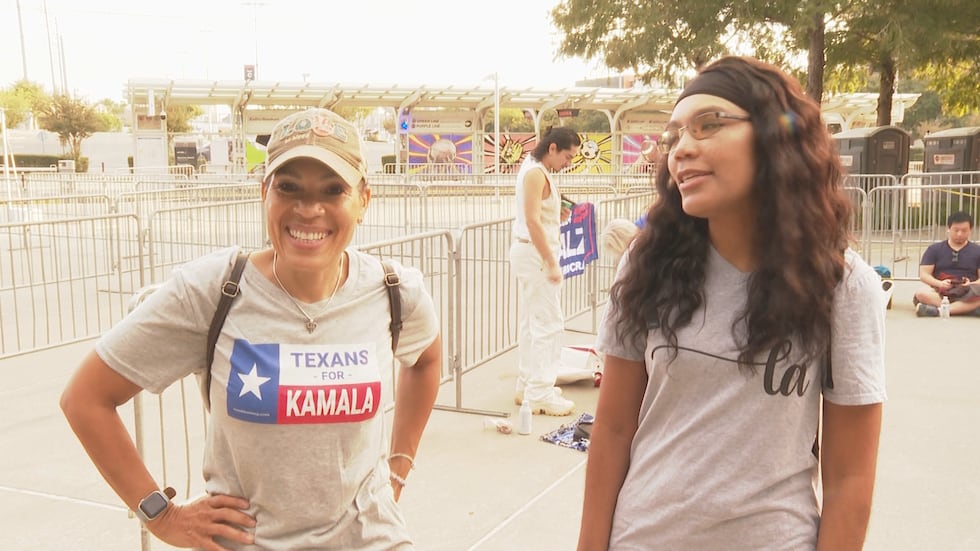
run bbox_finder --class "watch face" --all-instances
[139,491,169,519]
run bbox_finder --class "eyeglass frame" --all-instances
[951,250,959,265]
[658,111,752,155]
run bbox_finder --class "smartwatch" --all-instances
[135,488,173,522]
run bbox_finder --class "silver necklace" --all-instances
[272,251,345,333]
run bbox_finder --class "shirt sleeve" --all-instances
[823,250,888,406]
[96,248,233,393]
[595,252,646,361]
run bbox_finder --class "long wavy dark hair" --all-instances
[613,56,851,366]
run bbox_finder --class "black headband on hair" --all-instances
[675,69,751,113]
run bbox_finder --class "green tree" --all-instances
[163,104,204,134]
[37,95,109,161]
[551,1,979,119]
[550,0,835,98]
[94,98,126,131]
[561,110,611,132]
[913,58,980,117]
[485,108,536,132]
[822,1,978,125]
[0,80,51,127]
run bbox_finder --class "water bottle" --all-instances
[940,296,950,319]
[517,399,532,435]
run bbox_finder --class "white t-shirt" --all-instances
[596,247,887,551]
[97,247,439,550]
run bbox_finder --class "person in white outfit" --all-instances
[509,126,581,416]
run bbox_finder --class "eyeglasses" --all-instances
[952,250,959,265]
[658,112,752,155]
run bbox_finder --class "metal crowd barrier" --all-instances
[0,213,144,357]
[146,200,268,283]
[865,178,980,280]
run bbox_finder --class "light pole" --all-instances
[15,0,27,80]
[482,72,500,174]
[242,2,267,77]
[493,72,500,175]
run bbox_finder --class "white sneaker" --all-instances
[527,391,575,416]
[514,387,563,406]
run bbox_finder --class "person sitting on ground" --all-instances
[913,210,980,317]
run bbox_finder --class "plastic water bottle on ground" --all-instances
[940,296,951,319]
[517,399,533,435]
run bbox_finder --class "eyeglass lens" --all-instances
[658,112,747,155]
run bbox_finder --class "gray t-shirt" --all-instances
[97,247,439,550]
[596,247,887,551]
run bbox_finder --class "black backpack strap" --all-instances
[381,260,402,353]
[205,250,250,411]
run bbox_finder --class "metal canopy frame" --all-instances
[125,79,918,173]
[126,78,681,114]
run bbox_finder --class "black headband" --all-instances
[675,69,750,113]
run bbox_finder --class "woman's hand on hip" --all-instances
[148,493,256,551]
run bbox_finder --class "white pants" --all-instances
[509,242,563,402]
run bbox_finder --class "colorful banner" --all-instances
[484,132,537,174]
[622,134,661,175]
[560,202,598,279]
[567,133,613,174]
[408,133,474,174]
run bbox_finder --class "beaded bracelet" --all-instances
[389,472,408,488]
[388,452,416,470]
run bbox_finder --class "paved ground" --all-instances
[1,280,977,550]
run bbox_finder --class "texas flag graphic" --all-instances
[226,341,382,425]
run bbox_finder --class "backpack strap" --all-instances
[204,250,250,411]
[381,260,402,353]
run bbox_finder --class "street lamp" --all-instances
[242,1,267,77]
[493,72,500,174]
[482,72,500,174]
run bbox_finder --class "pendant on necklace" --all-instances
[306,320,317,333]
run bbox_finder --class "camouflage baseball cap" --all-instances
[264,108,368,187]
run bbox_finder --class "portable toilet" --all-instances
[833,126,911,175]
[923,127,980,172]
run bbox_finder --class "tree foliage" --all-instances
[0,80,51,127]
[551,1,979,122]
[164,104,204,134]
[36,95,109,161]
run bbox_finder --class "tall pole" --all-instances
[43,0,58,93]
[58,24,69,97]
[15,0,28,80]
[494,72,500,175]
[242,2,267,77]
[2,108,16,206]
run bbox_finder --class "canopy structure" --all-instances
[821,92,921,132]
[125,78,918,173]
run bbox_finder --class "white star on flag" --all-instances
[238,364,271,399]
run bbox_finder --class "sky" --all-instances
[0,0,612,103]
